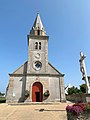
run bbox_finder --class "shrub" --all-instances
[73,103,85,110]
[66,105,83,116]
[0,97,6,103]
[84,102,90,110]
[25,90,29,98]
[66,102,90,117]
[44,90,50,97]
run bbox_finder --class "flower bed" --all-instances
[66,102,90,120]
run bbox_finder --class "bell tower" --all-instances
[27,13,49,74]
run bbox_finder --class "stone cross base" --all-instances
[86,96,90,103]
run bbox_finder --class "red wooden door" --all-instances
[32,82,43,102]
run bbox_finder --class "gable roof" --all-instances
[10,61,64,76]
[48,62,63,75]
[12,61,27,74]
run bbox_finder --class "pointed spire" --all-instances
[33,13,44,30]
[30,13,46,36]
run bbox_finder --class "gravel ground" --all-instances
[0,103,68,120]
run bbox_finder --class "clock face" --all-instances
[33,61,42,71]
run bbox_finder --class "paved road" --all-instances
[0,103,68,120]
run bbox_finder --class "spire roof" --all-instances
[33,13,44,30]
[30,13,46,36]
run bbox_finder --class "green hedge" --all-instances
[0,97,6,103]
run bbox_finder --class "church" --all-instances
[6,14,66,103]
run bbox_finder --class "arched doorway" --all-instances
[32,82,43,102]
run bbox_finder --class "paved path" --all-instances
[0,103,68,120]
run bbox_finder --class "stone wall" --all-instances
[66,93,90,103]
[26,76,63,102]
[6,75,66,103]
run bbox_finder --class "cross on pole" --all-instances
[79,51,90,94]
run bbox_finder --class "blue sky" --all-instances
[0,0,90,92]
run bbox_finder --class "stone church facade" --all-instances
[6,14,66,103]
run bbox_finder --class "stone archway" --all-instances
[32,82,43,102]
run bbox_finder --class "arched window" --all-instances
[39,42,41,50]
[35,42,38,49]
[37,30,40,35]
[35,42,41,50]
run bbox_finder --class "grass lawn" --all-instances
[0,97,6,103]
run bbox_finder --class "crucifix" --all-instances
[79,51,90,94]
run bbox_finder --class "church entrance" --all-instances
[32,82,43,102]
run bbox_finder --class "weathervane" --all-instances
[79,51,90,93]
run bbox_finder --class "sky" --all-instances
[0,0,90,93]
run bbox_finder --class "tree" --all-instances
[67,86,80,95]
[0,92,5,97]
[80,84,86,93]
[67,84,86,95]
